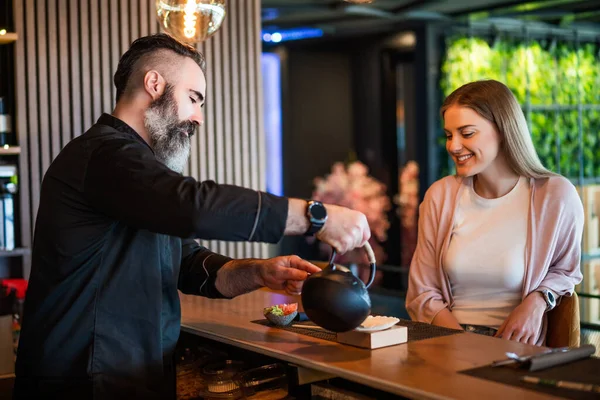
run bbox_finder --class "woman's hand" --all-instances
[495,292,547,345]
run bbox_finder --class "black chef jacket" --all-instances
[13,114,288,399]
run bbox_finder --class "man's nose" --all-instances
[190,109,204,127]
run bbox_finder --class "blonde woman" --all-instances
[406,80,583,345]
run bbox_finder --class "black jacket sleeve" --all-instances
[82,136,288,242]
[178,239,232,298]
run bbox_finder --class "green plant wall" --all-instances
[440,36,600,180]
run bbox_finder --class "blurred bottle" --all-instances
[0,165,17,251]
[0,279,27,361]
[0,282,16,374]
[0,97,12,146]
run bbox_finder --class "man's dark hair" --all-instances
[113,33,207,102]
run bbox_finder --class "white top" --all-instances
[444,177,530,328]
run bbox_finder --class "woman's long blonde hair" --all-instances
[440,80,555,179]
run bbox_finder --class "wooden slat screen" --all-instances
[13,0,268,276]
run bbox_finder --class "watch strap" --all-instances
[305,221,323,236]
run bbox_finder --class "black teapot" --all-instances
[300,242,376,332]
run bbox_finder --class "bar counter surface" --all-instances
[180,290,560,400]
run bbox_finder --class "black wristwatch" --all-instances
[305,200,327,236]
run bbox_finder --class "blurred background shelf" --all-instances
[0,248,30,258]
[0,146,20,155]
[583,252,600,262]
[0,32,17,44]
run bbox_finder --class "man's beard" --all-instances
[144,85,196,173]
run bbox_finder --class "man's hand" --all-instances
[256,255,322,295]
[215,255,321,298]
[317,204,371,254]
[285,199,371,254]
[495,292,546,344]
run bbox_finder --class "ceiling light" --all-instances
[156,0,226,43]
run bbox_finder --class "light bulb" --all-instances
[156,0,226,43]
[183,0,197,39]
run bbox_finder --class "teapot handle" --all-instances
[327,241,377,289]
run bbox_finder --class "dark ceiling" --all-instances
[261,0,600,36]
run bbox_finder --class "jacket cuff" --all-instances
[200,253,234,299]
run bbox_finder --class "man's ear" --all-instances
[143,70,166,100]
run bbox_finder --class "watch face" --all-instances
[309,203,327,220]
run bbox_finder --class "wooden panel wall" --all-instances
[13,0,268,274]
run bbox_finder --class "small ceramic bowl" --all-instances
[264,310,298,326]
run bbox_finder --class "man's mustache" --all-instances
[173,121,197,137]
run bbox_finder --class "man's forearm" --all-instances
[214,259,263,298]
[284,198,309,235]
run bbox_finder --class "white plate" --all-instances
[354,316,400,332]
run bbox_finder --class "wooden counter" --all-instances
[180,290,560,400]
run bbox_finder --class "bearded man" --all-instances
[13,33,370,400]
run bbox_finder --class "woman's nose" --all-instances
[447,136,463,153]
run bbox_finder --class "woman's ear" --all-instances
[143,70,167,101]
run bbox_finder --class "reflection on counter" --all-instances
[175,336,289,400]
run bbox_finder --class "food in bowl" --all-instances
[263,303,298,326]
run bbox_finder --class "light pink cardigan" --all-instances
[406,175,584,345]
